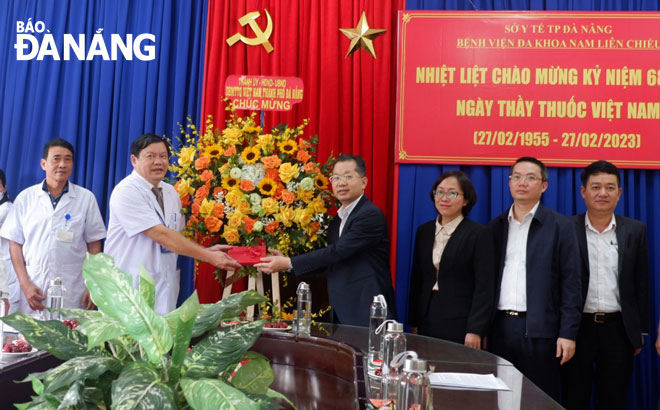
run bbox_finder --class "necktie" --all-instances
[151,186,165,214]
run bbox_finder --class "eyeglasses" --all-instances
[433,190,463,199]
[329,174,356,184]
[509,174,543,183]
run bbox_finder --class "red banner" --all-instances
[395,11,660,168]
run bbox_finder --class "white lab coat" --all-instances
[0,198,11,299]
[105,171,183,314]
[0,182,106,317]
[0,199,19,312]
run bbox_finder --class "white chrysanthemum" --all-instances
[241,163,265,185]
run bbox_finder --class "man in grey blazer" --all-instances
[563,160,649,410]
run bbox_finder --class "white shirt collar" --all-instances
[585,213,616,234]
[132,170,164,190]
[435,214,464,236]
[337,194,363,221]
[507,201,540,223]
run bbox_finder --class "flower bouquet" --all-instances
[170,102,335,283]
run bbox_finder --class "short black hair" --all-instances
[580,160,620,187]
[0,169,9,203]
[335,154,366,177]
[510,157,548,181]
[131,133,170,158]
[430,170,477,216]
[42,138,74,160]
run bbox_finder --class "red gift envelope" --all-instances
[227,245,267,265]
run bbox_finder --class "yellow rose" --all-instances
[222,227,240,244]
[199,198,215,218]
[178,146,196,167]
[275,206,295,227]
[238,200,253,215]
[227,212,243,229]
[309,195,327,214]
[222,128,242,146]
[225,189,244,208]
[296,189,314,203]
[261,197,279,215]
[294,208,313,226]
[177,178,195,197]
[278,163,299,184]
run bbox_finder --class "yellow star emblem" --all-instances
[339,11,387,59]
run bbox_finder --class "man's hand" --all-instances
[556,337,576,365]
[208,244,233,252]
[255,255,292,274]
[634,335,644,356]
[655,332,660,355]
[464,333,481,349]
[1,298,8,315]
[81,289,95,310]
[21,281,45,311]
[208,248,242,271]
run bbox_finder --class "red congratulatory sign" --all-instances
[395,12,660,168]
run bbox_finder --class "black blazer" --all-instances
[572,213,649,347]
[489,203,582,340]
[408,218,495,337]
[291,195,396,326]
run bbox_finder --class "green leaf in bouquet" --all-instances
[111,361,177,410]
[139,265,156,310]
[230,353,274,395]
[169,291,201,384]
[30,374,45,396]
[80,315,126,351]
[184,320,264,378]
[58,379,84,408]
[1,313,101,360]
[191,291,267,337]
[82,253,173,364]
[32,356,122,394]
[180,378,258,410]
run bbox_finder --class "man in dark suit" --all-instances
[256,154,395,326]
[563,160,649,410]
[488,157,582,400]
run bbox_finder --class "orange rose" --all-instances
[262,155,282,169]
[240,179,255,192]
[191,199,201,216]
[187,215,199,227]
[200,169,213,182]
[265,168,280,181]
[224,146,237,156]
[265,221,279,234]
[195,184,210,200]
[303,162,318,173]
[181,195,191,207]
[298,138,311,151]
[308,221,321,234]
[205,216,223,233]
[195,156,211,170]
[281,189,295,205]
[212,202,225,218]
[212,187,223,197]
[243,216,256,233]
[296,150,311,163]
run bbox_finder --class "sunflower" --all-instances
[203,144,223,159]
[277,140,298,155]
[221,176,240,190]
[315,174,329,190]
[257,178,278,196]
[241,146,261,164]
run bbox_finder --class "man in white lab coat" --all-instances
[0,138,106,316]
[105,133,241,314]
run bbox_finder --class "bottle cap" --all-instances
[403,358,427,372]
[386,322,403,332]
[50,277,63,287]
[297,282,310,293]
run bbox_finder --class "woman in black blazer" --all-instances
[408,171,494,348]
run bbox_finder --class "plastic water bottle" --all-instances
[381,321,406,376]
[398,358,431,410]
[368,295,388,368]
[46,277,64,321]
[296,282,311,336]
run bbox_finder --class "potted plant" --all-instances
[1,253,293,409]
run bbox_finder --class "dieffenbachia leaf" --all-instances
[82,253,173,364]
[181,378,258,410]
[32,356,122,394]
[230,354,274,395]
[190,291,267,337]
[58,379,84,408]
[267,388,296,409]
[111,361,177,410]
[168,291,200,384]
[1,313,102,359]
[139,265,156,310]
[77,315,126,350]
[242,391,283,410]
[52,308,104,323]
[183,320,264,378]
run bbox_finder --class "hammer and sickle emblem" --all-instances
[226,9,274,53]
